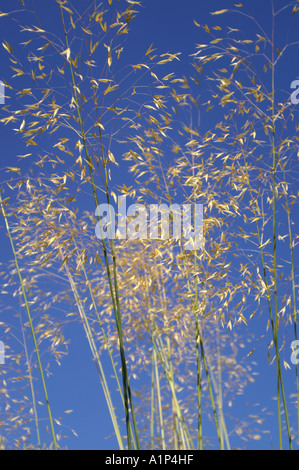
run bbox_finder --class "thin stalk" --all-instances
[154,262,193,449]
[152,333,192,449]
[76,240,133,433]
[144,267,187,450]
[172,395,178,450]
[197,355,204,450]
[200,341,223,450]
[181,251,224,450]
[241,154,292,449]
[150,346,166,450]
[88,62,141,451]
[286,203,299,442]
[165,338,187,449]
[194,255,203,450]
[190,122,203,451]
[271,9,282,448]
[154,347,166,450]
[211,334,230,450]
[58,3,139,449]
[239,23,292,449]
[135,267,193,449]
[250,192,292,449]
[66,265,124,449]
[270,5,292,448]
[150,350,155,450]
[0,194,57,450]
[19,312,41,450]
[79,259,137,449]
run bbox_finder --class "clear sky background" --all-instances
[0,0,298,450]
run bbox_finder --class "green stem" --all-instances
[58,3,139,449]
[19,312,41,450]
[286,203,299,443]
[154,348,166,450]
[66,265,124,449]
[150,350,155,450]
[0,194,57,450]
[194,255,203,450]
[181,251,223,449]
[270,7,292,448]
[76,238,137,449]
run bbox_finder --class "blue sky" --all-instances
[0,0,298,450]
